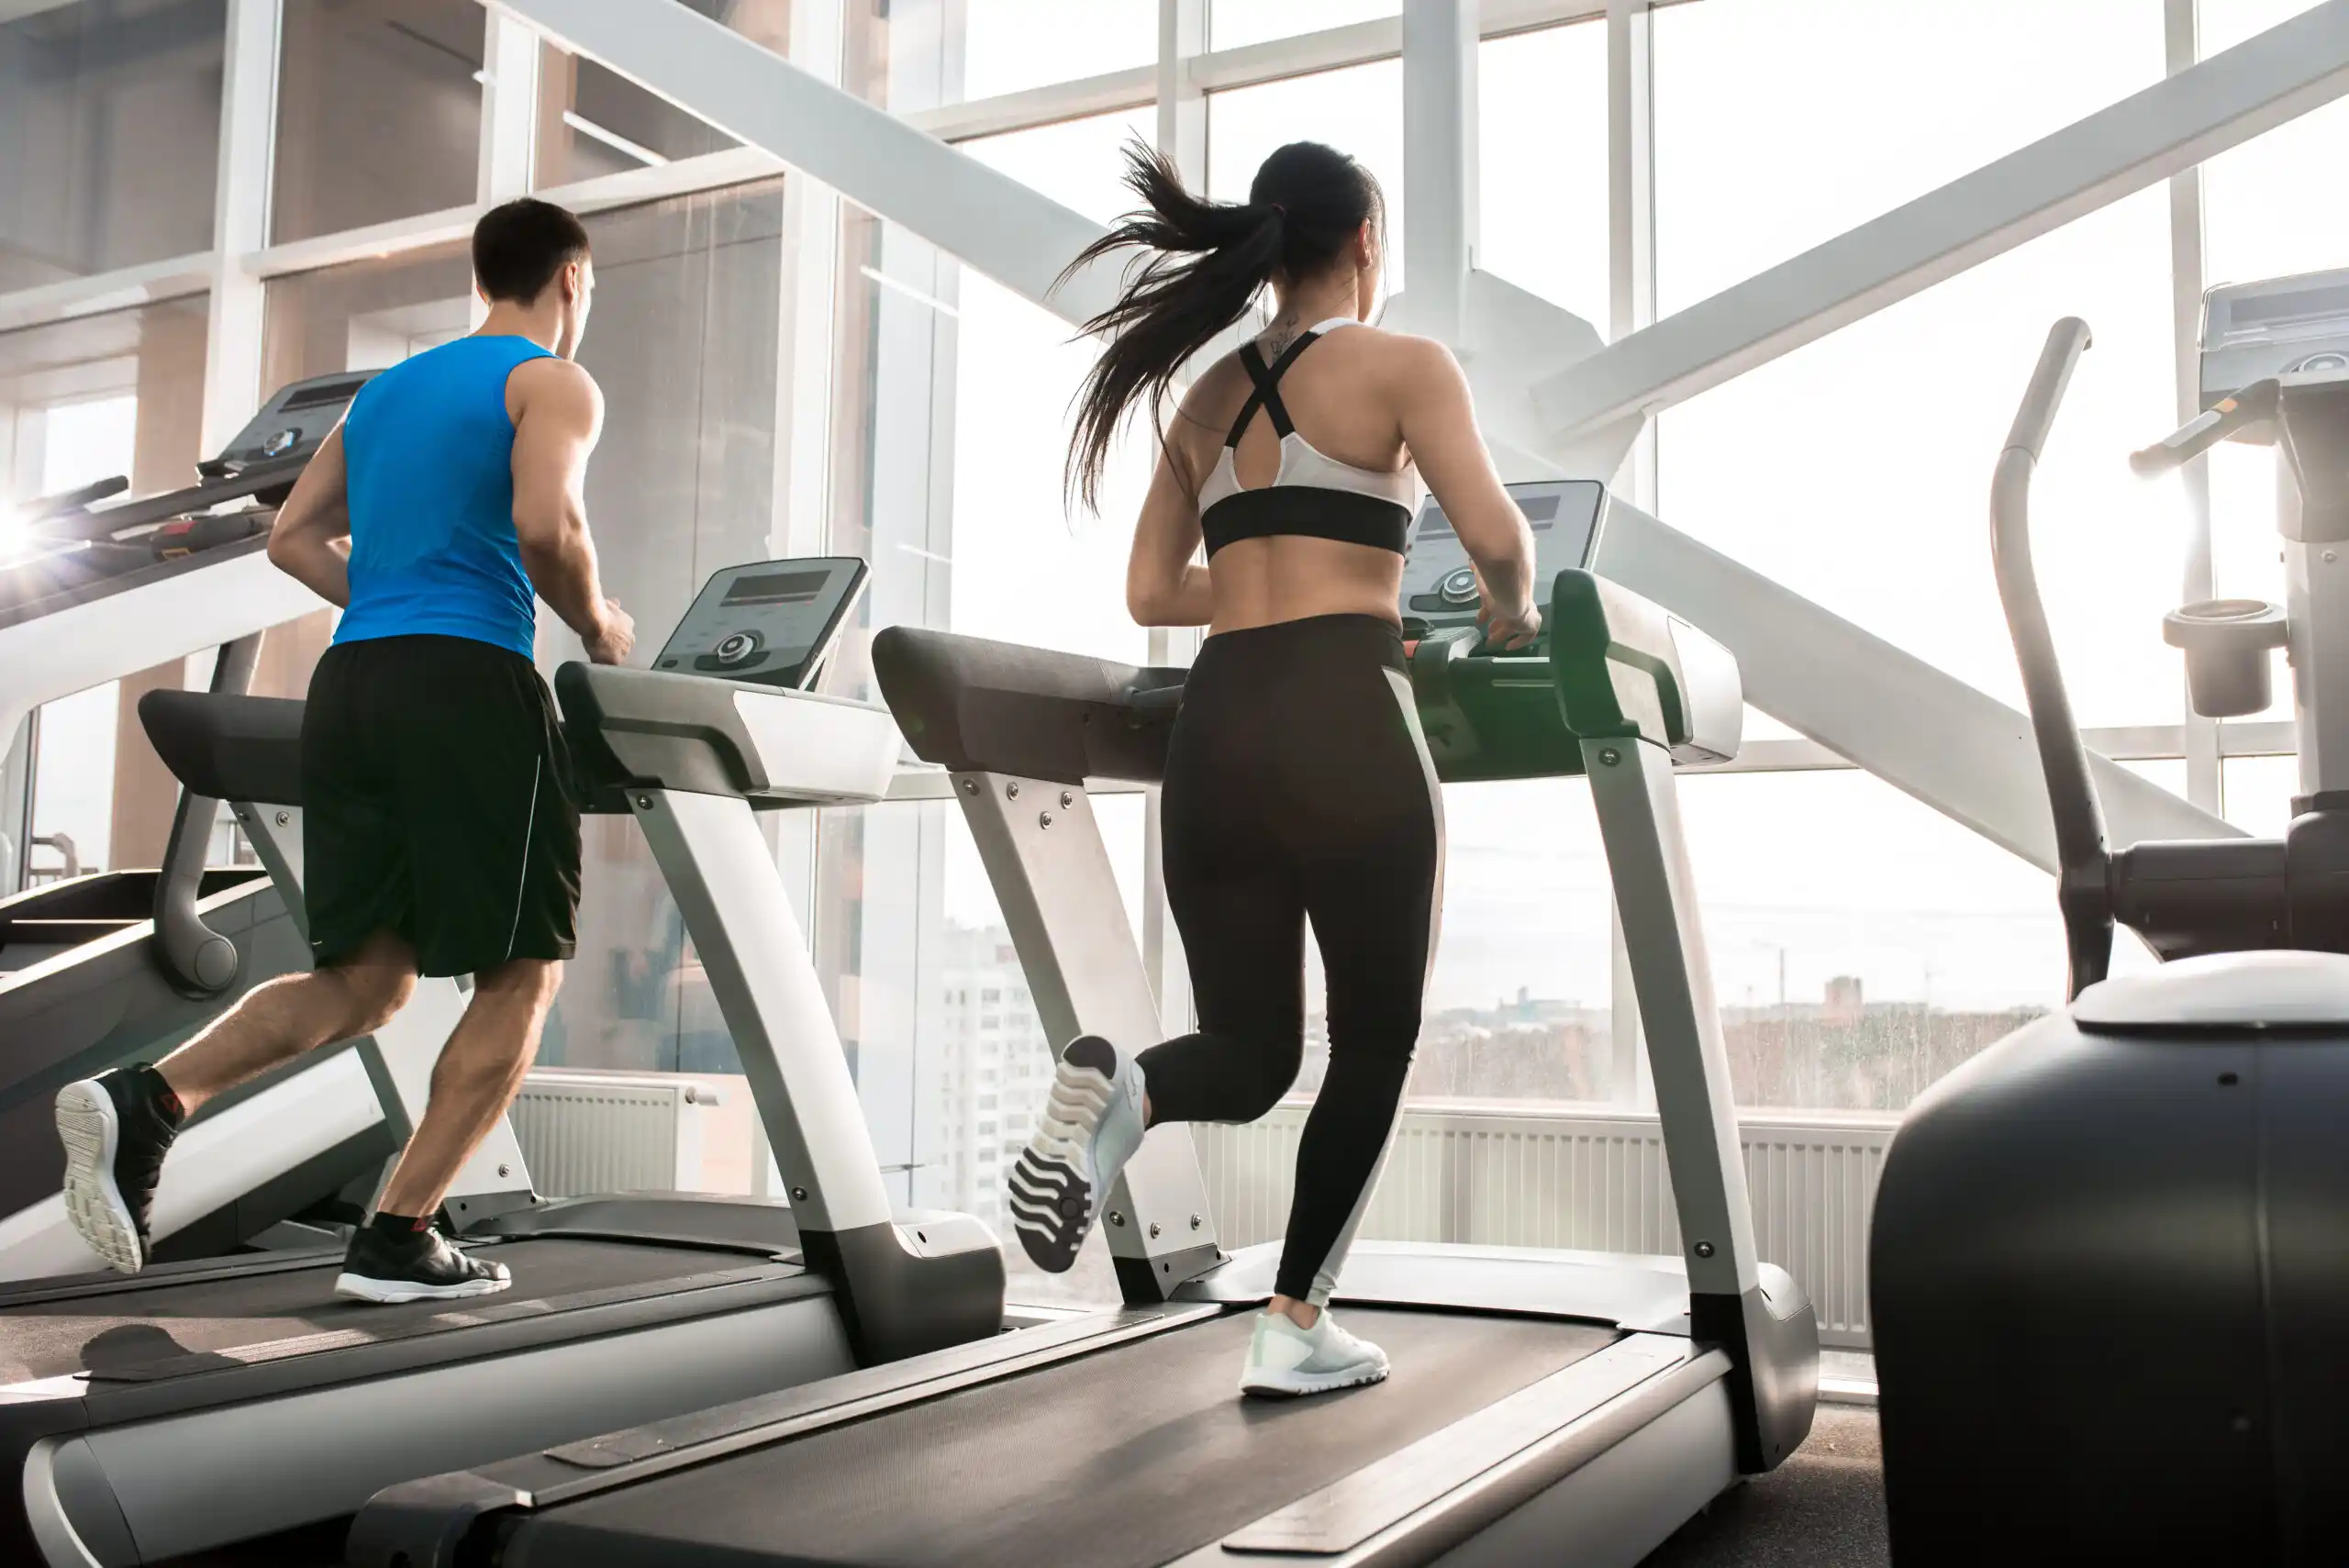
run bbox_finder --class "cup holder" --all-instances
[2163,598,2288,717]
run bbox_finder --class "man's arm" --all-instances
[264,425,353,606]
[508,357,630,663]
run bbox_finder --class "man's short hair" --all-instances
[473,197,592,305]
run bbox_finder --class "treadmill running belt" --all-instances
[0,1237,763,1384]
[512,1307,1620,1568]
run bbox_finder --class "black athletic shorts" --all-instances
[300,634,581,978]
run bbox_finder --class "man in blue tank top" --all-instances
[55,199,631,1302]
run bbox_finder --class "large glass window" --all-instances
[1211,0,1398,52]
[847,0,1155,111]
[0,0,224,291]
[1654,2,2178,732]
[1649,0,2175,1112]
[2196,2,2346,652]
[1209,60,1408,295]
[273,0,484,244]
[536,0,791,190]
[1,296,209,887]
[1409,782,1618,1103]
[1477,20,1609,334]
[953,109,1157,664]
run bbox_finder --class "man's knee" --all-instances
[318,954,417,1036]
[473,958,563,1014]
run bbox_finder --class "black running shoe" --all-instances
[335,1225,511,1305]
[55,1066,183,1274]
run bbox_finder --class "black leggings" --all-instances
[1139,614,1442,1305]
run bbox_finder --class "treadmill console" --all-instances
[655,557,871,690]
[1399,479,1606,638]
[198,371,378,481]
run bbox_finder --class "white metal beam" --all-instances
[1593,499,2239,867]
[199,0,280,454]
[490,0,1127,328]
[1402,0,1479,344]
[2167,0,2221,814]
[1531,0,2349,451]
[477,7,543,206]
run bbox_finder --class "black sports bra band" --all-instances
[1227,331,1324,448]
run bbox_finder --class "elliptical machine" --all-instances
[1872,281,2349,1566]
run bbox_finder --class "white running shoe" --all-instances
[1239,1308,1391,1398]
[1006,1035,1147,1273]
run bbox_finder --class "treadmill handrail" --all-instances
[151,635,265,996]
[871,626,1186,785]
[139,692,305,807]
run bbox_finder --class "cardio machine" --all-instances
[1873,281,2349,1564]
[1,560,1002,1566]
[0,374,411,1279]
[350,482,1817,1568]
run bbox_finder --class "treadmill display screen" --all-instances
[1397,480,1606,636]
[656,557,871,691]
[279,375,370,412]
[1418,492,1562,538]
[721,570,832,608]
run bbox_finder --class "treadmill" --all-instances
[1,560,1003,1567]
[0,375,413,1279]
[348,483,1818,1568]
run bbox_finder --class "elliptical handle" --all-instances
[2003,317,2092,462]
[1992,319,2115,997]
[2128,377,2280,476]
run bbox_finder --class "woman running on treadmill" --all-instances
[1011,140,1540,1397]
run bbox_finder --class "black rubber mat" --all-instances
[0,1237,762,1383]
[1641,1406,1887,1568]
[512,1307,1619,1568]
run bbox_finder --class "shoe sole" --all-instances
[332,1272,512,1305]
[55,1081,142,1274]
[1007,1037,1120,1273]
[1240,1362,1392,1399]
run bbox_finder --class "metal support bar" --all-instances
[478,7,544,206]
[1403,0,1479,342]
[1531,0,2349,450]
[1583,738,1755,1298]
[153,634,265,995]
[630,787,896,1234]
[952,773,1219,1296]
[2168,0,2222,813]
[1145,0,1208,1027]
[200,0,280,455]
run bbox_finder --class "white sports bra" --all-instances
[1196,317,1419,558]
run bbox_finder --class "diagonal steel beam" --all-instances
[1531,0,2349,449]
[483,0,2237,868]
[489,0,1128,327]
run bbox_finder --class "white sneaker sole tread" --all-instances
[1239,1361,1392,1398]
[1008,1037,1120,1273]
[56,1080,142,1274]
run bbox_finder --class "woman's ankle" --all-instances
[1268,1295,1319,1329]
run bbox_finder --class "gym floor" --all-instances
[1641,1404,1887,1567]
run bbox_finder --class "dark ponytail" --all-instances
[1059,139,1384,509]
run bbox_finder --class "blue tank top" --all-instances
[334,334,553,659]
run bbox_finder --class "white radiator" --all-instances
[510,1070,725,1197]
[1195,1101,1897,1349]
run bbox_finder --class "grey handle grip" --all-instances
[2002,317,2092,461]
